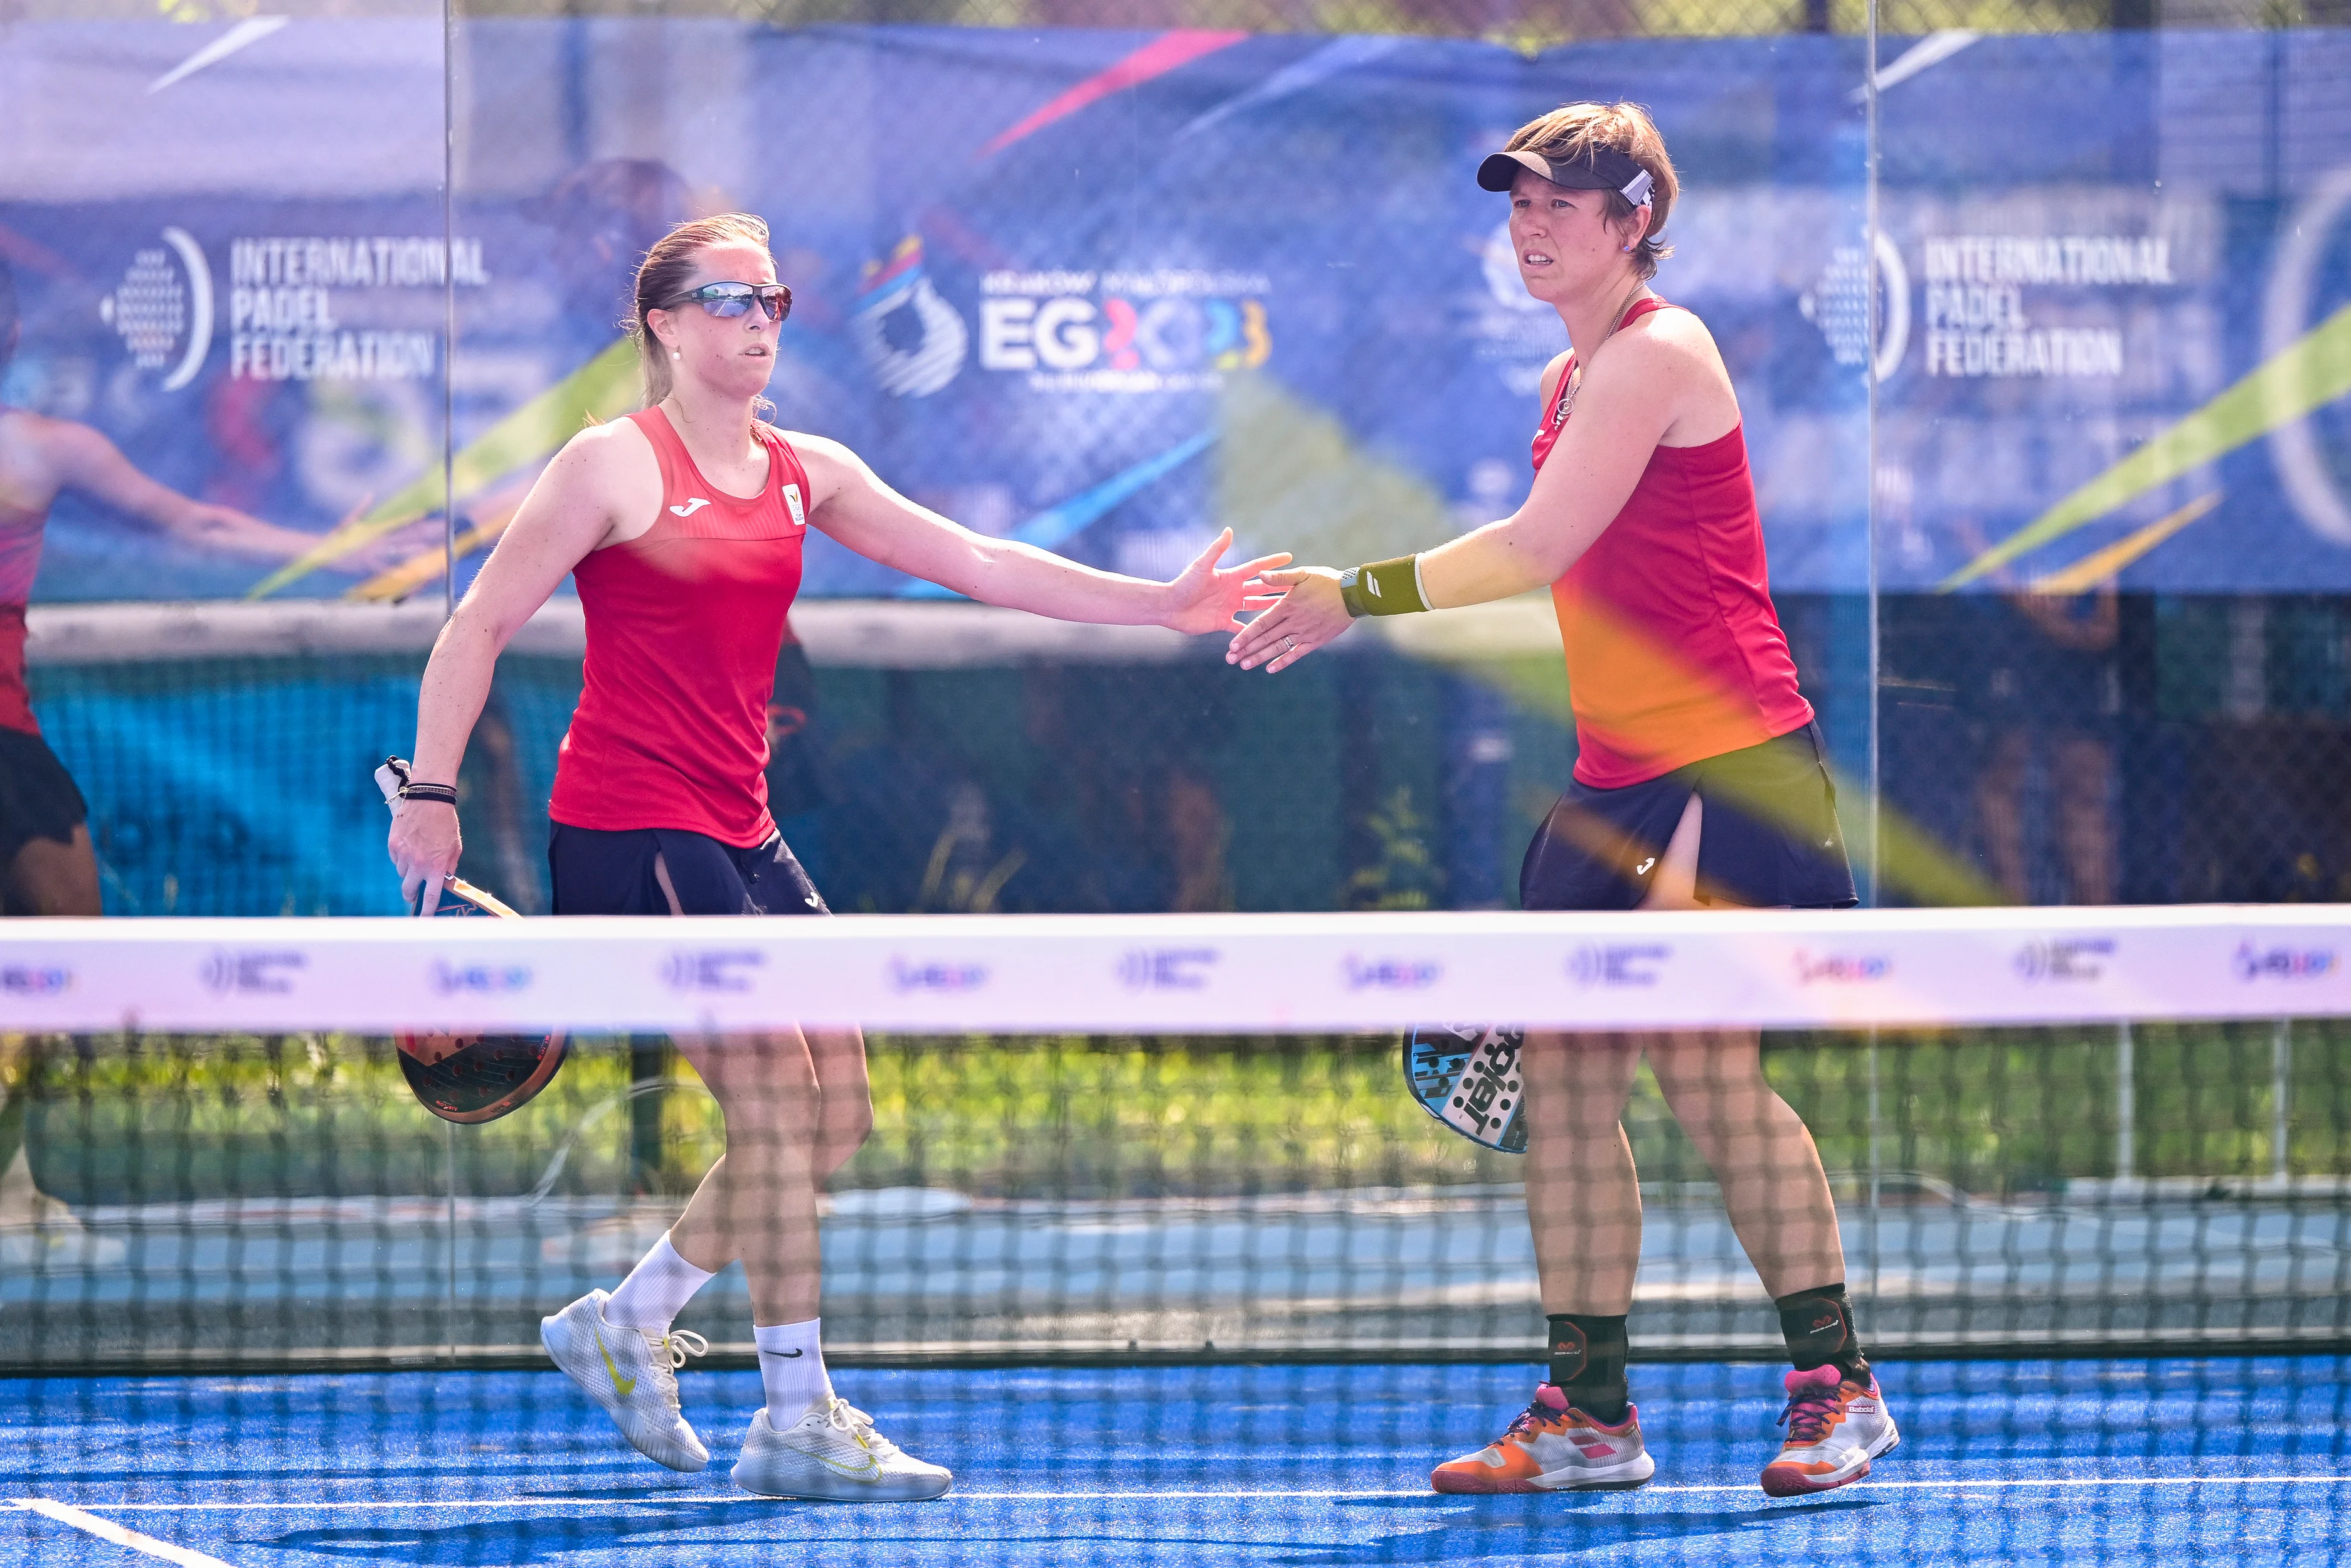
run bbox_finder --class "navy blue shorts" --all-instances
[548,823,829,918]
[0,727,87,869]
[1520,721,1857,912]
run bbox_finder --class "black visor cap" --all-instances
[1478,147,1653,204]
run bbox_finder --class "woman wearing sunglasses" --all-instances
[386,213,1285,1501]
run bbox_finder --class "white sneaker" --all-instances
[539,1290,710,1472]
[1759,1365,1899,1496]
[731,1396,953,1501]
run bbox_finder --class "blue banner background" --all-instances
[1,21,2347,601]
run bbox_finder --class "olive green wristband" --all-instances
[1339,555,1431,618]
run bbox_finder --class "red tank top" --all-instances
[549,408,810,846]
[1534,298,1813,789]
[0,497,48,735]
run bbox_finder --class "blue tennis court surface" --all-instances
[6,1360,2348,1564]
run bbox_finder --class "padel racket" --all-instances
[1403,1025,1528,1153]
[377,757,566,1125]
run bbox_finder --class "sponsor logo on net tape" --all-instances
[1567,943,1670,988]
[1,964,72,998]
[2014,937,2116,983]
[1344,955,1442,992]
[1118,948,1219,991]
[889,958,989,995]
[1793,950,1892,986]
[431,960,533,996]
[201,950,306,995]
[663,950,764,993]
[2233,941,2338,983]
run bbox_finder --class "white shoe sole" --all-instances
[1761,1418,1899,1496]
[1433,1449,1654,1494]
[1534,1451,1657,1491]
[731,1449,954,1502]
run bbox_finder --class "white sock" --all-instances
[603,1231,716,1333]
[754,1318,834,1423]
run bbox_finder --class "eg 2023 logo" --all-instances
[977,268,1271,392]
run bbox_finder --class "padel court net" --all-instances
[4,907,2349,1562]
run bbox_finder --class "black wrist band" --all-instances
[398,782,459,806]
[1339,555,1431,618]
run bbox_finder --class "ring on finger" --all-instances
[1283,635,1298,653]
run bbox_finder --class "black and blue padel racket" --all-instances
[377,758,566,1125]
[1403,1026,1528,1153]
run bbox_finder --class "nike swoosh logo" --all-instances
[773,1348,804,1358]
[815,1448,883,1479]
[591,1320,637,1397]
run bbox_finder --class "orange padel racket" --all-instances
[376,757,566,1124]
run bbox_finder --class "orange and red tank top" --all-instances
[549,406,810,847]
[1533,297,1813,789]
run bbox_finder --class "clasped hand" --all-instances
[1226,566,1354,674]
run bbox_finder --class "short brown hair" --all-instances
[1505,102,1677,282]
[631,212,773,406]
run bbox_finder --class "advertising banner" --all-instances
[1,19,2347,606]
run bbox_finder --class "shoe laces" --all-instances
[820,1397,904,1462]
[1778,1381,1844,1444]
[640,1328,706,1402]
[1502,1397,1563,1440]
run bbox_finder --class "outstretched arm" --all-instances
[48,420,342,563]
[797,435,1287,633]
[1226,333,1682,672]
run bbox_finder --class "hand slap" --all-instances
[1226,565,1353,673]
[1161,526,1295,636]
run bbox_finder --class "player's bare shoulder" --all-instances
[1,408,114,502]
[550,415,662,531]
[773,430,869,509]
[1621,301,1729,379]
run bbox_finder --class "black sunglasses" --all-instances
[661,281,793,323]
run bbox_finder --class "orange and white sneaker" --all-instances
[1430,1383,1654,1493]
[1759,1364,1899,1496]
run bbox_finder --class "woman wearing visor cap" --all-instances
[389,213,1287,1502]
[1228,103,1897,1497]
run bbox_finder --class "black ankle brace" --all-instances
[1545,1312,1630,1422]
[1774,1283,1869,1381]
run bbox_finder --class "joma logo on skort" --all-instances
[2233,943,2337,982]
[200,950,305,995]
[2013,938,2115,983]
[663,951,763,992]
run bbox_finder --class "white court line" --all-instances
[10,1499,238,1566]
[35,1476,2351,1511]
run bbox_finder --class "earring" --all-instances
[1622,243,1635,253]
[672,350,681,360]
